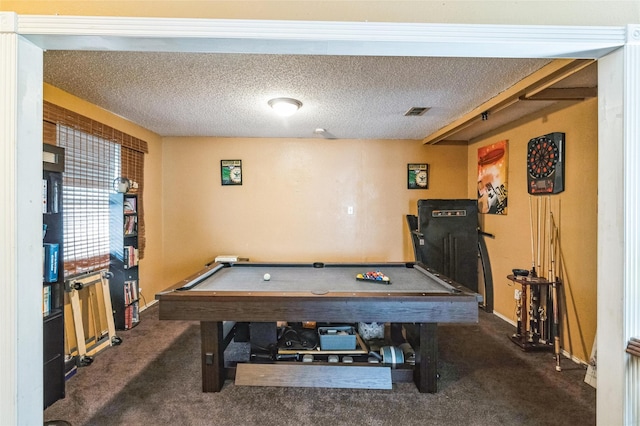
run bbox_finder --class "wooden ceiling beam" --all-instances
[520,87,598,101]
[422,58,595,145]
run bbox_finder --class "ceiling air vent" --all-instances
[404,107,430,117]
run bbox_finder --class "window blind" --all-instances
[57,125,119,276]
[43,101,148,278]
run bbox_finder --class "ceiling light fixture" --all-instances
[268,97,302,117]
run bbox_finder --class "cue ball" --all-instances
[263,273,271,281]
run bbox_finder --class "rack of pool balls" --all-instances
[356,271,391,284]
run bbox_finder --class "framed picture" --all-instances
[221,160,242,185]
[407,163,429,189]
[477,140,508,214]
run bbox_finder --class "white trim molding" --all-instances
[0,20,44,424]
[0,10,17,33]
[623,23,640,426]
[597,24,640,426]
[0,27,20,426]
[15,14,626,59]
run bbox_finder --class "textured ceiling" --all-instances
[43,51,559,140]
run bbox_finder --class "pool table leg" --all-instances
[415,323,438,393]
[201,321,225,392]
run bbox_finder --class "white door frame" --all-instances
[1,13,638,425]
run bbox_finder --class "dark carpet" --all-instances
[44,304,595,426]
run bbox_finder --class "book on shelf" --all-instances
[124,280,138,305]
[42,176,61,214]
[51,177,60,214]
[42,179,48,213]
[123,196,137,214]
[124,245,130,266]
[132,302,140,324]
[123,246,139,268]
[124,282,130,305]
[43,284,52,316]
[125,304,132,329]
[130,280,139,300]
[124,302,140,329]
[124,216,137,235]
[43,243,59,283]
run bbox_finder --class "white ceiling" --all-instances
[42,51,595,141]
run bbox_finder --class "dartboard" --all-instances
[527,132,565,195]
[528,137,559,178]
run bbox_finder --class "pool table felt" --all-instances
[187,264,461,295]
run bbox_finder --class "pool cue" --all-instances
[540,198,550,339]
[550,211,562,371]
[514,289,523,338]
[529,196,537,276]
[526,196,541,341]
[543,198,554,344]
[538,298,547,343]
[531,197,548,341]
[537,197,542,277]
[528,287,535,342]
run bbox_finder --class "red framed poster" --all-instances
[477,140,508,214]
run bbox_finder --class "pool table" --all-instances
[156,261,481,393]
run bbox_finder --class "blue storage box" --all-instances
[318,326,356,350]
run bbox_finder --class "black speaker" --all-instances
[417,199,478,292]
[249,322,278,352]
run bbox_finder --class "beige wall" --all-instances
[43,84,166,307]
[161,136,467,284]
[3,1,639,25]
[468,98,598,363]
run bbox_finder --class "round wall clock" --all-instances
[527,132,565,195]
[230,167,242,184]
[415,170,428,187]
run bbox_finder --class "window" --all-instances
[57,125,120,276]
[43,101,148,278]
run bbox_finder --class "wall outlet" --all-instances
[347,206,354,215]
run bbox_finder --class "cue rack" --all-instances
[507,195,563,371]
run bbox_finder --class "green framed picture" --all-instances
[408,163,429,189]
[221,160,242,185]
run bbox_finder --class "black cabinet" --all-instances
[109,193,140,330]
[43,312,65,408]
[43,143,65,409]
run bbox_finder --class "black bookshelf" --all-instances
[43,143,65,409]
[109,193,140,330]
